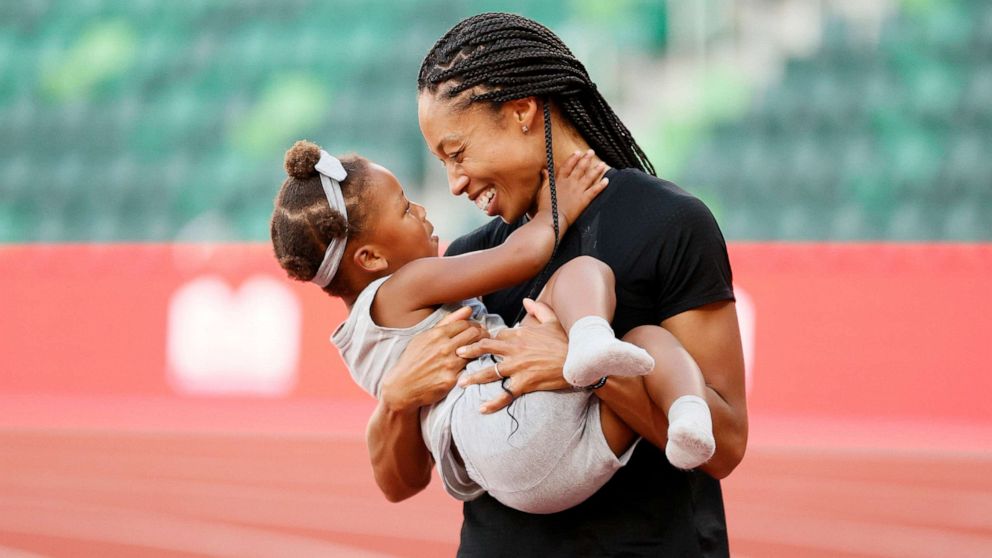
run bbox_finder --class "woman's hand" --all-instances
[379,306,488,413]
[535,149,608,232]
[455,299,570,413]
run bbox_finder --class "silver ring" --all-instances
[494,361,503,379]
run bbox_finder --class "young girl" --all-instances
[270,140,715,513]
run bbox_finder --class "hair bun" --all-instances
[278,254,317,282]
[284,140,321,179]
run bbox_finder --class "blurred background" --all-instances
[1,0,990,557]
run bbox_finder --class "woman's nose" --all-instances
[448,170,470,197]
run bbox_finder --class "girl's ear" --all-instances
[353,244,389,273]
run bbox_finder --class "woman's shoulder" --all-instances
[607,168,699,206]
[595,168,717,232]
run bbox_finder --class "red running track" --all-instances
[1,426,991,558]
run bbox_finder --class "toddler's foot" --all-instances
[665,395,716,470]
[563,316,655,387]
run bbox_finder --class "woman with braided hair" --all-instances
[367,12,747,557]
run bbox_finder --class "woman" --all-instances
[366,13,748,557]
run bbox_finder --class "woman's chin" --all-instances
[496,201,528,224]
[497,208,521,224]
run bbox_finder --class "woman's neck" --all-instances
[525,114,590,219]
[523,120,600,220]
[551,120,592,169]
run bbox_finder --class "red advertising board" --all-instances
[2,243,990,441]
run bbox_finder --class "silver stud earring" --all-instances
[522,125,529,133]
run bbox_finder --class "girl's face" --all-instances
[362,163,439,270]
[418,93,546,224]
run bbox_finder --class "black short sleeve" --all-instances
[652,195,735,322]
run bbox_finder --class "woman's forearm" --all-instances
[598,302,748,479]
[366,401,433,502]
[596,376,746,479]
[663,302,748,478]
[699,382,748,478]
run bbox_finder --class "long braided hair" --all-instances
[419,13,656,403]
[417,12,655,176]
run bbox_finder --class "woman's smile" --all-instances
[472,187,497,215]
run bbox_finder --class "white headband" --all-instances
[311,150,349,288]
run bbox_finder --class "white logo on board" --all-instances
[734,285,756,396]
[166,275,301,396]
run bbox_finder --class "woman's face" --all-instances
[418,93,546,223]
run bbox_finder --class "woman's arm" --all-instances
[378,152,607,312]
[599,301,748,479]
[366,402,432,502]
[366,307,486,501]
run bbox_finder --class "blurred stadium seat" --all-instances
[679,1,991,241]
[0,0,987,243]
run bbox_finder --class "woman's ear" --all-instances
[506,97,540,133]
[353,244,389,273]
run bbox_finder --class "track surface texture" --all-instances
[1,428,990,558]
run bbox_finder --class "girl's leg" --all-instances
[517,254,613,329]
[623,325,715,469]
[623,325,706,412]
[519,255,644,458]
[526,258,715,466]
[534,255,615,330]
[591,326,715,467]
[529,256,654,387]
[599,402,638,457]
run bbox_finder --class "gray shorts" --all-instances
[450,372,639,514]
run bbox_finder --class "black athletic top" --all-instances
[445,168,736,557]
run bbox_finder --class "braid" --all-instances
[510,101,560,327]
[419,12,655,175]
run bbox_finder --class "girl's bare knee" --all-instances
[561,255,614,282]
[622,324,665,347]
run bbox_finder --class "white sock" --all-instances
[665,395,716,470]
[562,316,655,387]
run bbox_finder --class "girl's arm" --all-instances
[378,151,607,313]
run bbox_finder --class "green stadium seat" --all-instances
[778,202,828,240]
[906,60,963,122]
[943,199,991,241]
[2,1,986,243]
[887,201,937,241]
[721,204,774,241]
[919,2,973,54]
[941,130,992,197]
[960,67,992,123]
[830,202,877,241]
